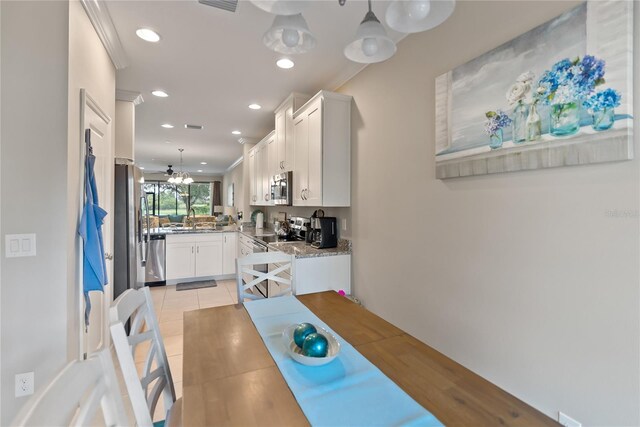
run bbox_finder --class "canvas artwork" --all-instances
[434,1,634,179]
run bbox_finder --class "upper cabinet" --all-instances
[249,130,275,207]
[293,91,352,207]
[275,93,310,173]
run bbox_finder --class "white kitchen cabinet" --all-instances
[166,233,224,281]
[166,241,195,280]
[222,232,237,275]
[248,148,257,205]
[249,131,275,206]
[293,90,352,207]
[195,239,223,277]
[275,93,310,172]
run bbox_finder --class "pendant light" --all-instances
[167,148,194,185]
[385,0,455,34]
[344,0,396,64]
[263,13,316,54]
[250,0,308,16]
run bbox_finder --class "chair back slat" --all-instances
[11,349,128,427]
[110,287,176,427]
[237,251,294,302]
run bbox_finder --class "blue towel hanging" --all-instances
[78,129,108,327]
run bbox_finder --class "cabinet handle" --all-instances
[192,246,194,254]
[300,189,305,200]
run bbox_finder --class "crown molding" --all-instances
[116,89,144,106]
[226,156,244,172]
[80,0,129,70]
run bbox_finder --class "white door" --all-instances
[80,90,113,358]
[306,102,323,206]
[166,242,196,280]
[195,240,223,277]
[248,149,256,205]
[255,145,264,206]
[222,233,238,275]
[275,109,286,171]
[293,115,308,205]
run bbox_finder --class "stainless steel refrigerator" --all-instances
[113,160,149,299]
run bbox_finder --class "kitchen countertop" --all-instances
[150,225,351,258]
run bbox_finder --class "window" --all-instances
[143,181,215,216]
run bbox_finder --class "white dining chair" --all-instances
[11,349,128,427]
[110,287,181,427]
[236,251,294,302]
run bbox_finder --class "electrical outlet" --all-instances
[558,412,581,427]
[341,218,347,231]
[15,372,34,397]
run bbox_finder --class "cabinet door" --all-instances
[306,102,323,206]
[248,149,256,205]
[284,105,295,171]
[293,115,308,205]
[195,240,223,277]
[222,232,238,275]
[255,144,264,206]
[166,242,195,280]
[266,135,276,205]
[275,109,286,172]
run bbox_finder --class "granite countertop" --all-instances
[266,240,352,259]
[151,225,352,258]
[149,225,239,235]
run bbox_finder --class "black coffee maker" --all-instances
[310,217,337,249]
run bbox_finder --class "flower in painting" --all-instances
[535,55,606,105]
[506,82,528,105]
[484,110,512,136]
[507,71,535,105]
[583,88,621,112]
[516,71,535,84]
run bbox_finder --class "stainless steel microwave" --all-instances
[271,171,293,206]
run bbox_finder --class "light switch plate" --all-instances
[15,372,34,397]
[5,234,36,258]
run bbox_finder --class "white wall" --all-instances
[335,1,639,424]
[0,2,70,423]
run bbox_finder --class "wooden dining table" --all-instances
[182,291,558,426]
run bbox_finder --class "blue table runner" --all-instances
[244,296,443,427]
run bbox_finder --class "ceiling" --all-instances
[107,0,405,176]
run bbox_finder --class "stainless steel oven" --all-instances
[271,171,293,206]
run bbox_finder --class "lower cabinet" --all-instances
[267,253,351,296]
[166,233,224,281]
[222,232,237,275]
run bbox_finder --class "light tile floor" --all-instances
[127,279,238,422]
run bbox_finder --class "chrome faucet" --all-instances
[188,207,196,229]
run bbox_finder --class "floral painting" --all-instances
[434,1,633,179]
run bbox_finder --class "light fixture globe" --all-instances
[263,14,316,54]
[385,0,455,33]
[250,0,308,16]
[344,10,396,64]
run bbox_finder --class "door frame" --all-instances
[78,89,113,359]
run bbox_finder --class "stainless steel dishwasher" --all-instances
[145,234,166,286]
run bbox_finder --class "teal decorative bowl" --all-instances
[283,324,340,366]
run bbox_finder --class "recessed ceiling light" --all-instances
[152,90,169,97]
[276,58,295,69]
[165,140,171,144]
[197,169,203,173]
[248,104,262,110]
[140,167,145,170]
[136,28,161,43]
[232,130,241,135]
[161,123,174,128]
[200,162,207,165]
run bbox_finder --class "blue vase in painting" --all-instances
[550,101,581,137]
[592,108,615,131]
[511,102,528,144]
[489,129,503,149]
[526,103,542,141]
